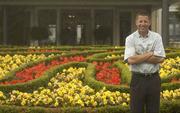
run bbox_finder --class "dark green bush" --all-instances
[0,100,179,113]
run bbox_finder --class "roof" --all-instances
[0,0,162,6]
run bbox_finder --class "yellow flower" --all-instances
[54,100,59,107]
[21,99,26,106]
[122,102,128,106]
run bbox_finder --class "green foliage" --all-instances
[0,46,179,112]
[113,61,131,85]
[86,51,124,62]
[161,82,180,91]
[166,52,180,58]
[0,100,179,113]
[0,61,89,93]
[84,63,130,92]
[160,99,180,113]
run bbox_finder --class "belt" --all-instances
[132,71,159,77]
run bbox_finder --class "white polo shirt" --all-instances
[124,30,166,73]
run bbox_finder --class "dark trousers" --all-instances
[130,72,161,113]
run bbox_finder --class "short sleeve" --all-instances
[153,35,166,58]
[124,36,136,61]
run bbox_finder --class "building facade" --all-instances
[169,1,180,42]
[0,0,177,46]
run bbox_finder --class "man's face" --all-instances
[136,15,151,33]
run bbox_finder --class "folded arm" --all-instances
[146,55,165,64]
[127,52,164,64]
[127,52,153,64]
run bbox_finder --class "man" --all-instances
[124,11,166,113]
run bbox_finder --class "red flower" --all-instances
[95,62,121,85]
[0,55,86,85]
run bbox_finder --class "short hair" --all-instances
[135,10,151,20]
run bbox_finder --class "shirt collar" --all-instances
[136,30,151,38]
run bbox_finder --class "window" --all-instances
[6,7,31,45]
[94,10,113,45]
[175,23,180,35]
[0,9,3,44]
[38,9,57,45]
[169,12,180,42]
[169,24,174,36]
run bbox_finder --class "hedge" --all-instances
[113,61,131,85]
[166,52,180,58]
[0,46,125,53]
[0,49,106,93]
[86,51,124,62]
[0,100,179,113]
[83,62,130,93]
[161,82,180,91]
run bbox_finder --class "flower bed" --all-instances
[160,56,180,83]
[0,56,85,85]
[0,54,55,80]
[0,46,179,113]
[93,62,121,85]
